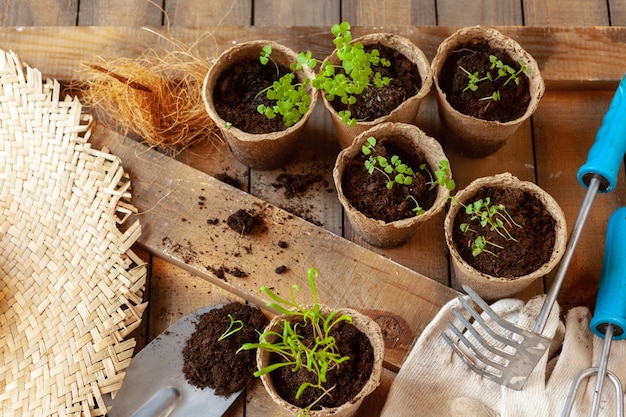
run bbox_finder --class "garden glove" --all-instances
[450,306,626,417]
[380,294,561,417]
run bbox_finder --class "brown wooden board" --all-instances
[89,125,458,371]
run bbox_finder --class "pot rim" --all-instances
[444,172,567,284]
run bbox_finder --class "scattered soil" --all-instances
[269,319,374,410]
[341,137,437,222]
[329,44,422,121]
[438,41,531,122]
[182,302,269,396]
[215,172,244,190]
[213,58,292,134]
[227,209,263,235]
[451,186,556,278]
[271,173,327,198]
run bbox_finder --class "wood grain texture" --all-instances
[2,26,625,89]
[436,0,523,26]
[165,0,252,27]
[254,0,340,25]
[341,0,437,25]
[533,90,626,311]
[524,0,610,25]
[76,0,163,26]
[610,0,626,25]
[88,125,458,371]
[1,0,78,26]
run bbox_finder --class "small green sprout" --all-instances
[224,121,232,129]
[299,22,392,127]
[257,46,312,128]
[239,267,352,417]
[218,314,245,341]
[461,55,530,102]
[458,197,523,257]
[362,136,414,190]
[421,159,455,191]
[407,195,425,215]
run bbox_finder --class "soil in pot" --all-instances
[269,319,374,410]
[330,44,422,122]
[212,58,291,134]
[341,137,437,222]
[182,302,269,396]
[438,41,530,122]
[451,186,556,278]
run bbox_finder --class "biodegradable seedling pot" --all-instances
[321,32,433,150]
[203,40,318,170]
[334,122,452,248]
[257,305,384,417]
[431,26,545,158]
[444,173,567,300]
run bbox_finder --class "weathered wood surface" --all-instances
[2,0,625,415]
[2,26,626,89]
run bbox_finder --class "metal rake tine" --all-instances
[441,330,505,382]
[448,307,513,367]
[444,313,507,373]
[462,285,534,338]
[456,293,522,352]
[442,286,553,390]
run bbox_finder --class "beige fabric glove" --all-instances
[450,307,626,417]
[380,294,561,417]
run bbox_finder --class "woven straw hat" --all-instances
[0,50,146,416]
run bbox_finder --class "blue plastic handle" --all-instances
[577,74,626,193]
[590,207,626,339]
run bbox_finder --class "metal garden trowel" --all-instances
[106,304,242,417]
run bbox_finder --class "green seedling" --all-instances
[458,197,523,257]
[218,314,245,341]
[420,159,455,191]
[257,46,312,127]
[298,21,392,127]
[239,267,353,417]
[461,54,530,102]
[362,136,414,190]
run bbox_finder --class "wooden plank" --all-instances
[610,0,626,25]
[76,0,163,26]
[88,125,458,370]
[436,0,523,26]
[533,90,626,311]
[165,0,252,27]
[254,0,340,25]
[341,0,437,25]
[524,0,610,25]
[1,26,626,89]
[0,0,78,26]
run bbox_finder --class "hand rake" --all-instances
[442,74,626,391]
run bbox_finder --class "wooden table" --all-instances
[3,1,626,416]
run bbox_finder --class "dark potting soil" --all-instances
[227,209,263,235]
[341,137,438,222]
[330,44,422,121]
[182,302,269,396]
[451,187,556,278]
[213,57,291,134]
[438,41,531,122]
[270,319,374,410]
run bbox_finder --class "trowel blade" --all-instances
[106,305,242,417]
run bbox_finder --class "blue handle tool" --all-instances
[560,207,626,417]
[590,206,626,339]
[578,75,626,193]
[534,76,626,335]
